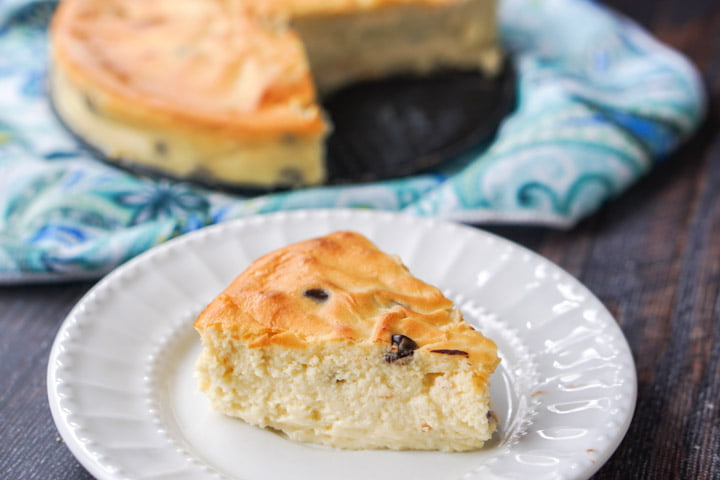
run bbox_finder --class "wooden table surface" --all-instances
[2,1,719,479]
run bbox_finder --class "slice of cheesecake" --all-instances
[194,231,500,451]
[50,0,501,189]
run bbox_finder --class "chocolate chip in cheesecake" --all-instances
[281,133,299,145]
[277,167,304,188]
[303,288,329,302]
[385,334,418,363]
[83,93,99,114]
[486,410,499,426]
[189,166,216,183]
[154,140,168,156]
[429,349,469,357]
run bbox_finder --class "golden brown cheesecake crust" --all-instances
[194,231,499,377]
[51,0,326,138]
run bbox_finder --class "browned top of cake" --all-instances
[51,0,325,137]
[194,231,499,368]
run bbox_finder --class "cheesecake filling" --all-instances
[291,0,502,92]
[50,66,326,188]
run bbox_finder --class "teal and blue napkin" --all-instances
[0,0,705,282]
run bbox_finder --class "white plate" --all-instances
[47,209,636,480]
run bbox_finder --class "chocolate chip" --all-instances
[154,140,168,156]
[303,288,329,302]
[385,334,418,363]
[281,133,299,145]
[429,349,468,356]
[189,166,216,182]
[393,334,418,351]
[486,410,499,426]
[277,167,304,188]
[83,94,99,114]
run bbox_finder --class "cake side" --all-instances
[284,0,502,92]
[49,64,326,187]
[196,329,498,451]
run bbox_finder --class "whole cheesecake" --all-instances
[50,0,502,189]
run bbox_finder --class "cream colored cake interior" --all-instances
[292,0,502,92]
[50,66,325,188]
[196,328,497,451]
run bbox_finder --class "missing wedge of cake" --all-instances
[49,0,502,189]
[194,231,500,451]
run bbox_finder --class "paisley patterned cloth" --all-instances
[0,0,705,282]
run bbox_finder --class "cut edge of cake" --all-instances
[287,0,503,93]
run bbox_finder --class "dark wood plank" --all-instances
[587,2,720,478]
[0,283,95,480]
[589,116,720,479]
